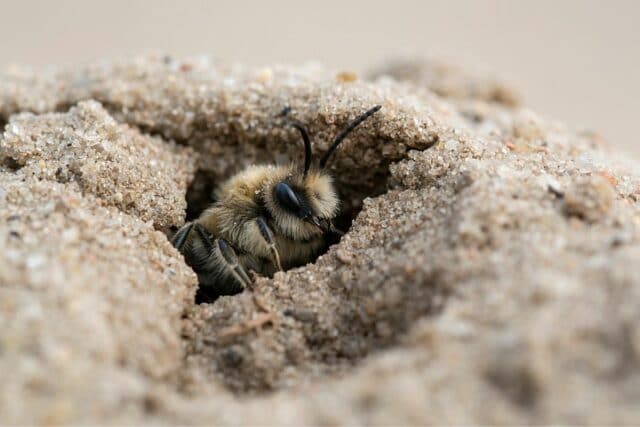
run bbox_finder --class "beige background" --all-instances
[1,0,638,155]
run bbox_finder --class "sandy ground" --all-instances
[1,55,639,424]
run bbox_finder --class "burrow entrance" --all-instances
[179,163,392,304]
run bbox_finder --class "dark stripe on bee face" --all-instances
[273,181,314,220]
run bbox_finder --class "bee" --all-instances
[172,105,382,300]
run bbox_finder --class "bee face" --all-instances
[260,104,381,241]
[265,170,339,237]
[274,181,309,219]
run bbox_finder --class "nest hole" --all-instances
[180,165,391,304]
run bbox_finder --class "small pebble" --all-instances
[564,175,615,222]
[336,70,358,83]
[335,249,354,264]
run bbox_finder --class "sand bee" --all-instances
[171,105,382,299]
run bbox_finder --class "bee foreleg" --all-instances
[256,217,283,272]
[215,238,252,289]
[170,222,194,251]
[174,223,251,296]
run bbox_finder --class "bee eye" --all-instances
[274,182,303,214]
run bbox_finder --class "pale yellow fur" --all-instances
[195,164,339,273]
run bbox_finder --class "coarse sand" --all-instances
[1,54,639,424]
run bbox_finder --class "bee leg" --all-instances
[180,224,251,295]
[256,216,283,271]
[215,237,252,288]
[191,224,252,290]
[327,220,345,237]
[171,222,194,251]
[188,224,251,289]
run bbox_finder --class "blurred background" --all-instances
[1,0,638,155]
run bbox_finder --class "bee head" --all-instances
[268,105,381,237]
[270,171,339,230]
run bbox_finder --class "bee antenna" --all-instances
[319,105,382,169]
[289,121,312,177]
[278,106,312,177]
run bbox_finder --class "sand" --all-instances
[1,54,639,424]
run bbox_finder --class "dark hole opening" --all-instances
[180,168,376,304]
[2,157,23,172]
[185,170,219,222]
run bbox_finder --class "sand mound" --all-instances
[1,55,639,424]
